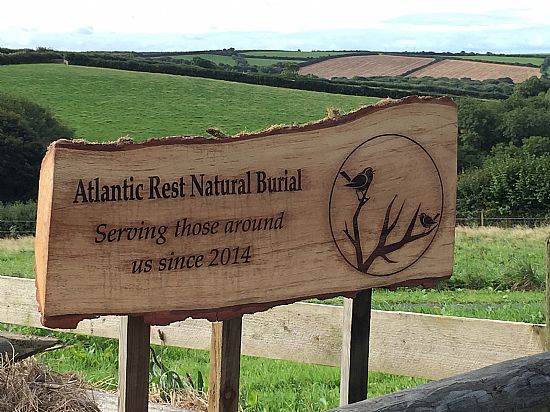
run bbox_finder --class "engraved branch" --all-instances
[340,169,438,275]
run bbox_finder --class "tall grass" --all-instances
[447,226,549,291]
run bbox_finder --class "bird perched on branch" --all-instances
[419,212,440,229]
[341,167,375,199]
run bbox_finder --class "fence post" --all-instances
[118,315,151,412]
[208,316,243,412]
[480,210,485,227]
[340,289,373,406]
[546,237,550,351]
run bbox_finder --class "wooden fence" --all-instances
[0,275,546,381]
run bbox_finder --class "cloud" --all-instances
[386,11,518,27]
[0,23,549,54]
[76,26,94,35]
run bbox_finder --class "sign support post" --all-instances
[118,316,151,412]
[339,289,373,406]
[208,316,243,412]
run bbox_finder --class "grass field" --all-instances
[0,64,377,141]
[1,226,547,410]
[159,53,308,67]
[244,57,307,66]
[166,53,238,66]
[447,55,545,66]
[241,51,354,59]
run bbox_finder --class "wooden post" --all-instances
[546,237,550,351]
[208,316,243,412]
[118,316,151,412]
[340,289,373,406]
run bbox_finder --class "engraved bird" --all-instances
[419,212,440,229]
[341,167,375,199]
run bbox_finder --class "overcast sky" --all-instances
[1,1,549,53]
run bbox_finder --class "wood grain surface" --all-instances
[34,96,457,327]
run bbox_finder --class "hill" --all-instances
[299,54,541,83]
[409,59,540,83]
[299,55,435,78]
[0,64,377,141]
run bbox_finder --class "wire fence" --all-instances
[0,220,36,237]
[456,217,550,227]
[2,215,550,238]
[456,211,550,228]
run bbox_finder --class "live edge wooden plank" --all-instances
[35,97,457,326]
[0,275,545,381]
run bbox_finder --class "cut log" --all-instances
[0,331,61,363]
[330,352,550,412]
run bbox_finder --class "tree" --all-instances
[0,93,73,202]
[500,102,550,145]
[513,76,550,97]
[458,98,503,158]
[457,150,550,218]
[521,135,550,156]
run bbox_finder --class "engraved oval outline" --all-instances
[328,133,444,276]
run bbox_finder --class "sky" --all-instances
[1,1,549,53]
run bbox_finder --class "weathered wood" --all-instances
[34,97,457,328]
[118,316,151,412]
[330,351,550,412]
[0,331,61,362]
[547,237,550,351]
[208,317,243,412]
[1,276,547,380]
[340,290,372,405]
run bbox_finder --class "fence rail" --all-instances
[0,275,546,381]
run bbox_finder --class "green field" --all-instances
[165,54,307,67]
[445,55,545,66]
[166,53,238,66]
[0,64,376,141]
[242,50,354,59]
[245,57,307,66]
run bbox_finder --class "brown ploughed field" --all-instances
[298,55,434,78]
[408,59,541,83]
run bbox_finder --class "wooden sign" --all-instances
[35,96,457,328]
